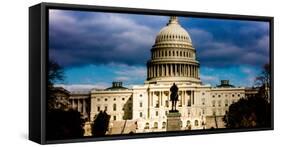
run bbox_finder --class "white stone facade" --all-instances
[89,16,247,134]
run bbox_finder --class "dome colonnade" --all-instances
[147,16,200,84]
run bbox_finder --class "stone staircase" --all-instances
[108,120,137,135]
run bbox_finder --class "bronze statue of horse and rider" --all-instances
[170,83,179,112]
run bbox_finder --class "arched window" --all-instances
[173,51,175,56]
[145,122,149,129]
[194,120,199,126]
[225,99,228,106]
[154,122,158,129]
[162,122,166,129]
[218,100,221,107]
[212,109,216,116]
[186,120,191,127]
[212,100,216,107]
[180,121,183,127]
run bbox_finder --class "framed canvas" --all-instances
[29,2,274,144]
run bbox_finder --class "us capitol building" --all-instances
[59,16,258,135]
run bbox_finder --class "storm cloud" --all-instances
[49,10,270,69]
[186,18,270,68]
[49,10,166,67]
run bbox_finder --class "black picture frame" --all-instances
[29,2,274,144]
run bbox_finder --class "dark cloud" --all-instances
[49,10,270,69]
[185,19,270,68]
[49,10,166,67]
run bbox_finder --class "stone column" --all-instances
[161,91,163,107]
[193,65,196,78]
[178,64,180,76]
[185,64,188,76]
[174,64,177,76]
[161,64,165,77]
[188,65,190,77]
[83,99,86,115]
[192,65,194,77]
[182,64,185,76]
[196,66,198,78]
[194,66,196,78]
[179,64,182,76]
[148,91,150,118]
[190,65,192,77]
[183,90,185,106]
[151,92,154,107]
[151,66,153,78]
[182,64,184,76]
[154,64,158,77]
[157,64,160,77]
[197,66,200,78]
[192,91,194,105]
[158,91,160,108]
[154,65,156,77]
[170,64,173,76]
[78,99,82,112]
[164,64,166,76]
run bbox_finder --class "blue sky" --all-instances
[49,9,270,90]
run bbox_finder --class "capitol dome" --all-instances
[155,16,192,44]
[146,16,201,85]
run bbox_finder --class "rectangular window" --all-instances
[113,116,116,120]
[165,100,169,107]
[140,112,143,117]
[155,100,159,108]
[140,102,143,107]
[113,104,116,111]
[97,106,100,112]
[187,98,191,106]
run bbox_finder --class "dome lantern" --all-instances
[167,16,179,25]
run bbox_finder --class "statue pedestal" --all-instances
[166,111,181,131]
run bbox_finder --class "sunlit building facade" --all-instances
[89,16,250,134]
